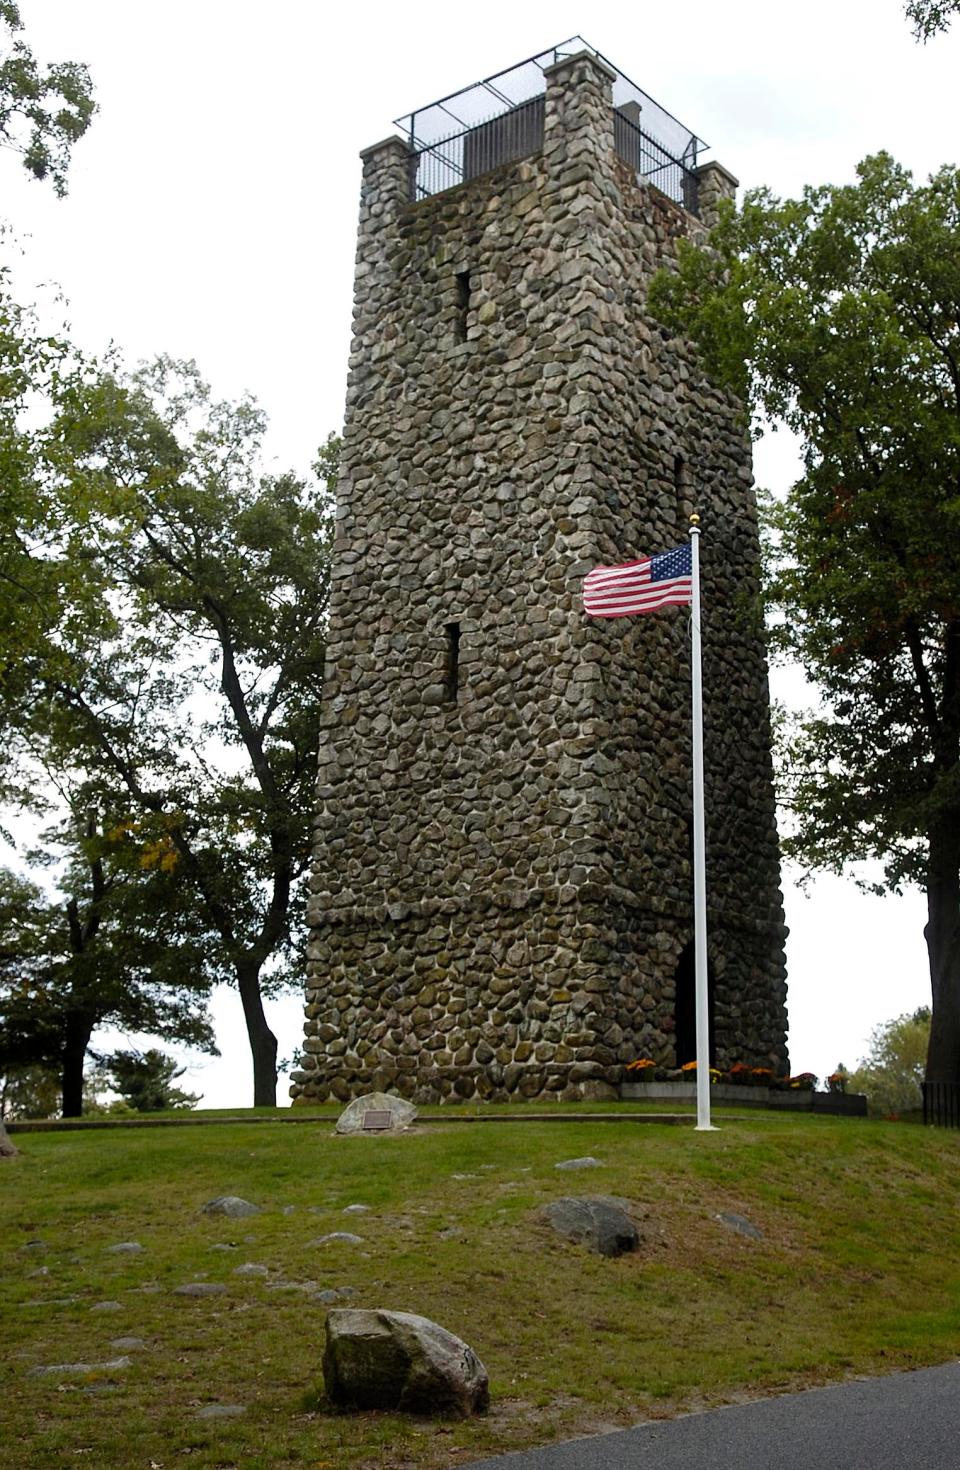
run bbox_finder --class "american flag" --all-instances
[583,543,693,618]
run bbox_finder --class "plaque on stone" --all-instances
[335,1092,418,1136]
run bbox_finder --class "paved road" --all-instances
[465,1361,960,1470]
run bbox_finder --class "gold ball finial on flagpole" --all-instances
[689,513,700,527]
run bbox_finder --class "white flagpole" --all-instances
[690,515,715,1132]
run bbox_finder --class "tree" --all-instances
[4,358,336,1106]
[0,1115,14,1155]
[1,1061,59,1118]
[104,1048,200,1111]
[849,1007,931,1115]
[905,0,960,39]
[650,153,960,1084]
[0,2,95,194]
[0,804,217,1115]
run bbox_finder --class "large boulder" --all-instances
[322,1308,489,1417]
[334,1093,417,1136]
[541,1196,639,1257]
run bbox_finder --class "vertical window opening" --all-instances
[444,622,461,702]
[673,941,716,1068]
[454,270,471,343]
[674,453,687,526]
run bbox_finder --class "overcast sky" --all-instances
[7,1,958,1105]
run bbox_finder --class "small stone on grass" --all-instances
[173,1283,227,1297]
[30,1356,132,1377]
[715,1211,763,1240]
[200,1195,261,1218]
[195,1404,246,1419]
[541,1197,639,1258]
[555,1157,602,1171]
[106,1241,143,1254]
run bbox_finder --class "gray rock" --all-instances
[323,1308,489,1417]
[210,1243,238,1251]
[554,1157,602,1171]
[314,1232,364,1245]
[106,1242,143,1254]
[196,1404,246,1419]
[90,1300,123,1312]
[233,1262,269,1277]
[715,1211,763,1240]
[109,1337,146,1350]
[314,1286,356,1304]
[173,1283,227,1297]
[30,1356,132,1377]
[343,1204,370,1214]
[200,1196,261,1218]
[541,1196,639,1257]
[27,1266,49,1277]
[335,1092,417,1136]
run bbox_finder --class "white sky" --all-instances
[7,0,956,1105]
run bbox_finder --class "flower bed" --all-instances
[620,1061,867,1114]
[624,1059,818,1091]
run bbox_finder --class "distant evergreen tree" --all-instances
[105,1049,200,1112]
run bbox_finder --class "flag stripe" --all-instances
[583,542,693,618]
[586,586,693,616]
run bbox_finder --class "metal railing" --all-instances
[409,96,544,201]
[614,109,699,216]
[399,36,704,209]
[923,1080,960,1127]
[409,100,698,211]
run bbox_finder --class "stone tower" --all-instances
[291,42,789,1106]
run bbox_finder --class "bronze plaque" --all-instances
[362,1109,392,1132]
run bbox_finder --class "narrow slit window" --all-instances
[674,453,687,525]
[444,622,461,702]
[454,271,471,343]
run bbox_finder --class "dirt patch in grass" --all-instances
[3,1113,960,1468]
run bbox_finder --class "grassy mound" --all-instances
[3,1112,960,1468]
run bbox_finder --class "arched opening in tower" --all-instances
[673,941,716,1067]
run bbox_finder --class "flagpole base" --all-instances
[695,1124,719,1132]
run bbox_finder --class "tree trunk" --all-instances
[235,959,278,1107]
[61,1015,94,1117]
[924,819,960,1084]
[0,1118,16,1157]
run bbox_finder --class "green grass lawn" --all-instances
[3,1111,960,1469]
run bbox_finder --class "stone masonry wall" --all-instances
[292,51,788,1105]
